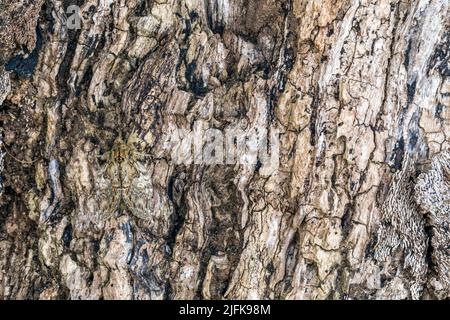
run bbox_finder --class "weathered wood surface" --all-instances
[0,0,449,299]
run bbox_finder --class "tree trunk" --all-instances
[0,0,449,300]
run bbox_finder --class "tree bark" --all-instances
[0,0,449,300]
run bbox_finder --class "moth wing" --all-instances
[93,165,121,220]
[122,170,156,221]
[123,163,172,233]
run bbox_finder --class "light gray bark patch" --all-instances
[41,158,64,222]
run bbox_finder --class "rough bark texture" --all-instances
[0,0,449,300]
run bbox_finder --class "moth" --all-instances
[92,133,171,232]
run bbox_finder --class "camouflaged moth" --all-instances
[92,133,171,231]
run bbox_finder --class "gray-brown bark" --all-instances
[0,0,449,300]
